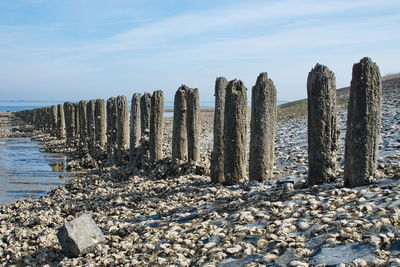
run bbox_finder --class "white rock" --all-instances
[352,258,368,266]
[297,221,309,231]
[290,260,309,267]
[226,245,242,254]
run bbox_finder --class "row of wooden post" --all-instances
[210,57,382,187]
[16,57,381,188]
[16,92,165,165]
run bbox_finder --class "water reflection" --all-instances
[49,161,66,172]
[0,137,75,205]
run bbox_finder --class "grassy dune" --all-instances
[277,74,400,122]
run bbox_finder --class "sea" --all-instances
[0,100,287,205]
[0,101,68,205]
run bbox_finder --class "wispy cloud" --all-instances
[81,0,399,53]
[0,0,399,101]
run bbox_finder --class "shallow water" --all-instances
[0,137,72,205]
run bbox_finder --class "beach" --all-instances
[0,76,399,266]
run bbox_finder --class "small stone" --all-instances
[204,242,216,249]
[368,236,381,247]
[352,258,368,266]
[297,221,309,231]
[290,260,309,267]
[226,245,242,254]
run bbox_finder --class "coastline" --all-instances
[0,78,399,265]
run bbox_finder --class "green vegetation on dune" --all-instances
[277,74,399,122]
[383,73,400,80]
[277,99,308,122]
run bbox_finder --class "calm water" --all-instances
[0,137,72,205]
[0,102,71,206]
[0,100,208,113]
[0,100,288,113]
[0,101,64,113]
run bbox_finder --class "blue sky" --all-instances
[0,0,399,102]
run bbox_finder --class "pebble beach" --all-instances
[0,77,399,266]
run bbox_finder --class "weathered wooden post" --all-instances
[150,90,164,164]
[130,93,141,163]
[211,77,228,183]
[78,100,88,148]
[187,88,200,163]
[57,104,66,139]
[249,73,277,182]
[50,105,58,136]
[64,102,76,146]
[224,80,247,185]
[344,57,382,187]
[74,102,80,144]
[172,85,188,163]
[86,100,96,151]
[139,93,151,166]
[40,108,44,129]
[94,99,107,149]
[116,95,129,161]
[45,107,51,132]
[307,64,337,186]
[106,97,118,156]
[140,92,151,135]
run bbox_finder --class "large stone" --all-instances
[130,93,141,163]
[116,95,129,161]
[150,90,164,163]
[140,92,151,136]
[310,242,376,265]
[187,88,200,163]
[344,57,382,187]
[211,77,228,183]
[172,85,188,163]
[94,99,107,149]
[249,72,277,182]
[56,104,66,139]
[307,64,338,185]
[224,80,247,185]
[106,97,118,156]
[57,214,105,258]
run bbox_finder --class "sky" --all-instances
[0,0,399,103]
